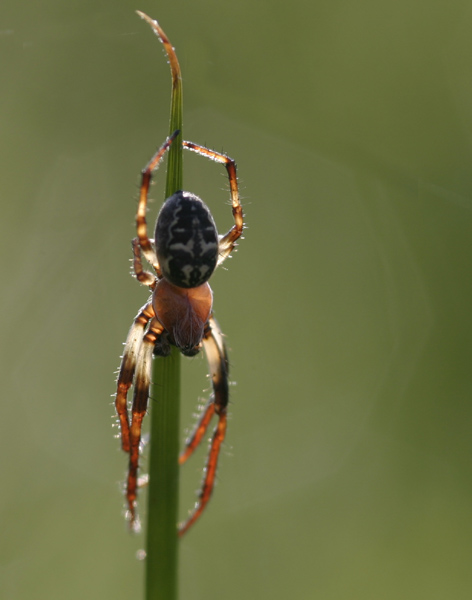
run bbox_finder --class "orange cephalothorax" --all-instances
[153,279,213,355]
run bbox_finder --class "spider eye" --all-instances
[155,191,219,288]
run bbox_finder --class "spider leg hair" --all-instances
[126,317,165,528]
[137,129,180,275]
[182,141,243,266]
[178,315,229,536]
[115,302,155,453]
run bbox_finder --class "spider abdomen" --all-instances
[155,191,219,289]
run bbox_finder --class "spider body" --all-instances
[152,279,213,356]
[155,191,219,288]
[115,130,243,535]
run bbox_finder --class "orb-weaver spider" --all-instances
[115,130,243,535]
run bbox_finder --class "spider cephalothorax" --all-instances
[114,130,243,535]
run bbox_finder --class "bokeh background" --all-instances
[2,1,472,598]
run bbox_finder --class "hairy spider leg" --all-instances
[127,317,166,527]
[178,316,229,536]
[115,239,158,453]
[115,302,155,453]
[182,141,243,266]
[179,401,215,466]
[132,238,157,288]
[179,316,228,464]
[137,130,180,275]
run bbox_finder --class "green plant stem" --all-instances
[137,12,183,600]
[146,347,180,600]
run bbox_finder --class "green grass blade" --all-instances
[136,12,183,600]
[145,347,180,600]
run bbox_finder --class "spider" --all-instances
[115,129,243,536]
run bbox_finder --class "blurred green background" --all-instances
[2,1,472,598]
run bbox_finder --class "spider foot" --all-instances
[125,508,142,534]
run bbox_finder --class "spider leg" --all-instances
[115,302,155,453]
[182,141,243,266]
[179,400,215,465]
[132,238,157,288]
[179,316,228,464]
[127,317,165,528]
[178,315,229,536]
[137,130,180,275]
